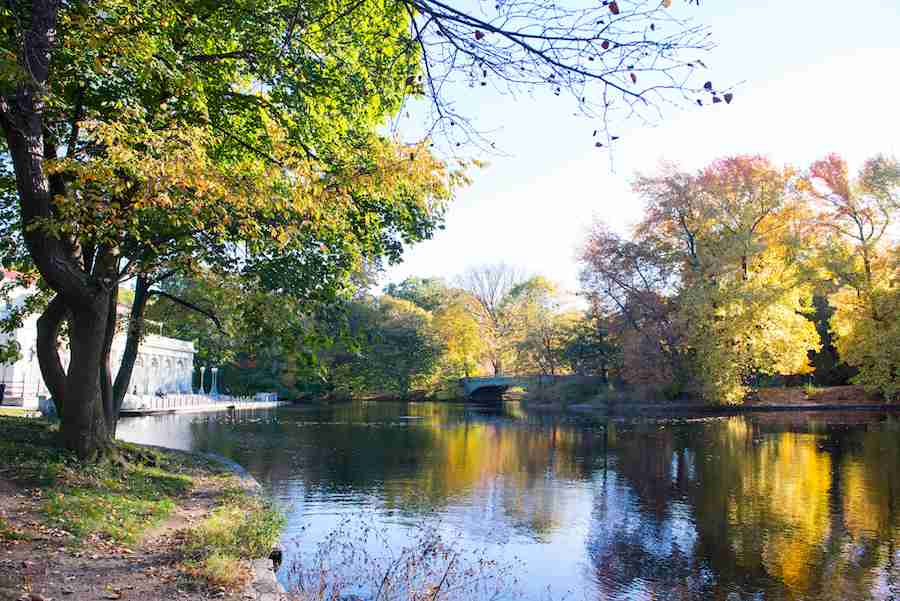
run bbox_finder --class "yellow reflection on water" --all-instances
[382,417,591,537]
[843,461,883,537]
[756,434,832,594]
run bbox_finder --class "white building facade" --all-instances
[1,271,196,409]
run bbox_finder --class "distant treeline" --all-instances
[146,265,609,400]
[147,154,898,404]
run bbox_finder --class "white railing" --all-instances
[121,392,280,412]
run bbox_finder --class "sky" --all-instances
[379,0,900,297]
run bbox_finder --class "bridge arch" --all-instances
[459,375,559,400]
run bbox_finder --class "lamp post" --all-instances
[210,367,219,397]
[199,366,206,395]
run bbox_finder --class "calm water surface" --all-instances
[117,402,900,600]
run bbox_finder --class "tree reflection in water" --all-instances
[118,404,900,600]
[589,415,900,600]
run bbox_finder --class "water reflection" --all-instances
[118,404,900,600]
[591,415,900,600]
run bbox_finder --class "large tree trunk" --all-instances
[1,1,127,459]
[60,298,114,459]
[37,272,148,450]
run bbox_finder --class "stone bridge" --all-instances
[459,375,567,400]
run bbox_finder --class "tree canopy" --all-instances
[1,0,715,456]
[580,154,900,403]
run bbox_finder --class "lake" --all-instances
[117,401,900,600]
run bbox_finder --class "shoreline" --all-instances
[196,450,285,601]
[0,417,286,601]
[560,401,900,417]
[523,384,897,418]
[283,395,900,418]
[111,442,287,600]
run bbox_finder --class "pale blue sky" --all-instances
[382,0,900,295]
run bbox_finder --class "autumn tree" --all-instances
[559,308,619,381]
[431,296,485,379]
[505,276,573,376]
[641,157,820,402]
[582,157,822,403]
[804,154,899,291]
[0,0,457,456]
[803,154,900,398]
[456,264,528,375]
[579,225,687,397]
[1,0,716,457]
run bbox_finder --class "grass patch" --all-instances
[1,416,286,593]
[0,407,40,417]
[43,489,176,544]
[188,498,284,558]
[181,494,285,590]
[183,551,252,589]
[0,417,205,544]
[0,516,29,541]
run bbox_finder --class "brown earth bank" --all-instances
[750,384,884,405]
[321,385,891,412]
[0,418,284,601]
[531,385,896,416]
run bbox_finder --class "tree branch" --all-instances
[148,289,224,332]
[186,50,253,63]
[36,294,68,413]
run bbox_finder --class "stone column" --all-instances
[140,355,150,395]
[23,347,39,409]
[150,356,159,394]
[177,360,187,393]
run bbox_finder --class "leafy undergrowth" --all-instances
[523,376,617,408]
[1,417,223,544]
[181,492,285,590]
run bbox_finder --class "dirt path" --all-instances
[0,478,254,601]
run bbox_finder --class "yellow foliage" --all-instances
[626,156,823,403]
[432,300,486,378]
[830,282,900,399]
[805,153,900,399]
[39,110,462,283]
